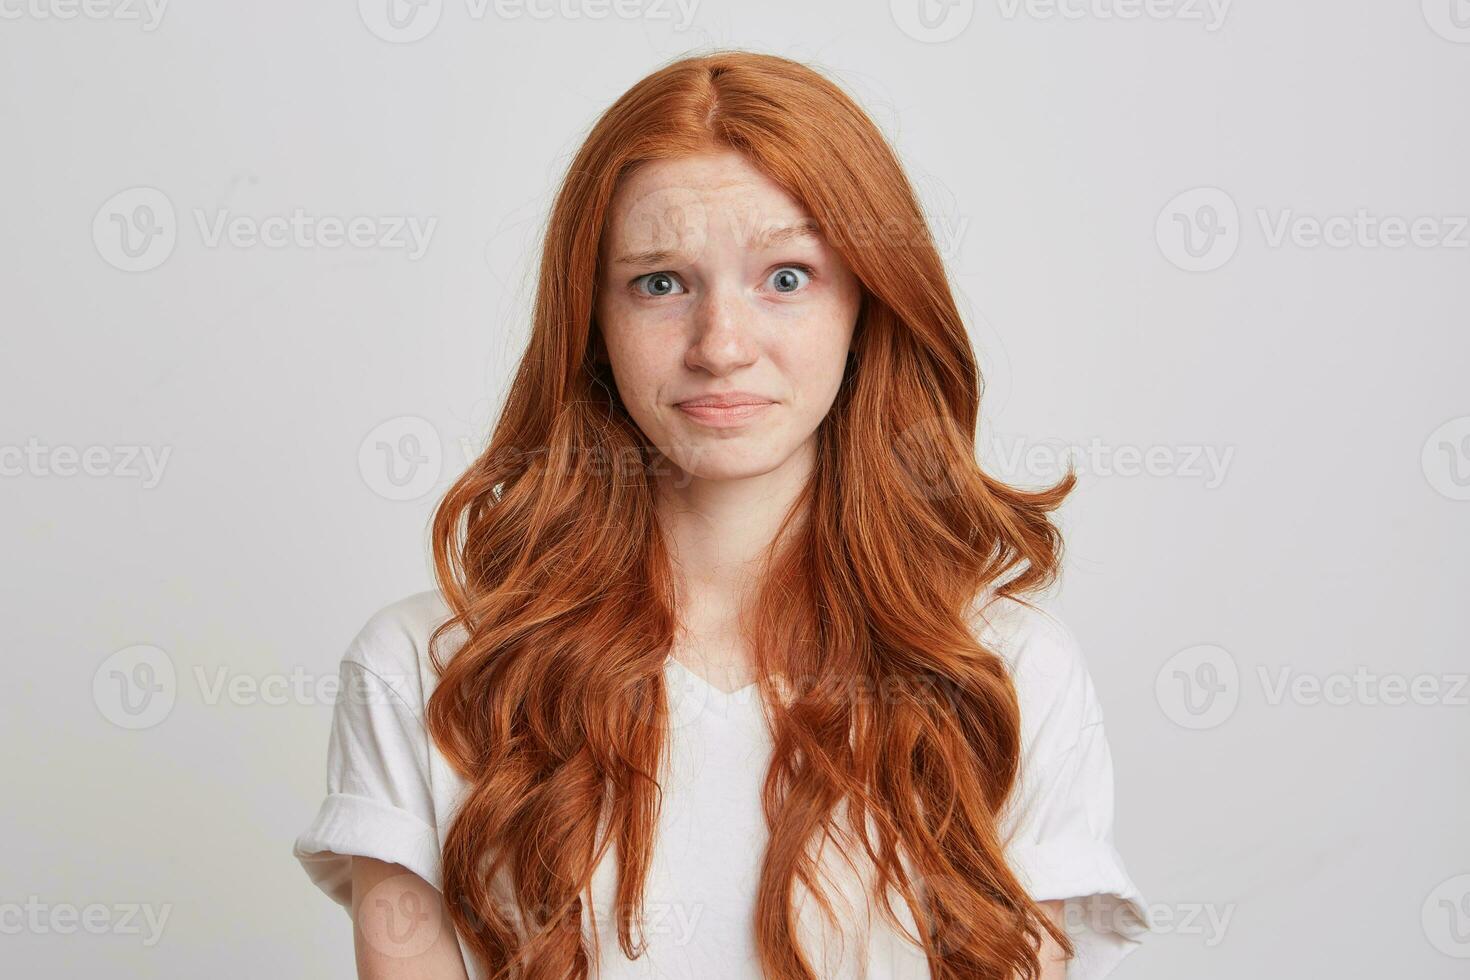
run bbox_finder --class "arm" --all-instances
[351,856,471,980]
[1037,899,1068,980]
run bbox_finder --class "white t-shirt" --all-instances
[293,589,1150,979]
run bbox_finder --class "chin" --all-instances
[663,443,791,484]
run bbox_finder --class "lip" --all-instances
[674,391,776,427]
[675,391,774,408]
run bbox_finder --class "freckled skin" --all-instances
[593,149,863,484]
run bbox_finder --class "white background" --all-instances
[2,1,1467,977]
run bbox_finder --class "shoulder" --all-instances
[967,590,1086,682]
[966,592,1104,743]
[339,588,461,710]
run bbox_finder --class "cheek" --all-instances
[599,308,670,395]
[787,299,858,382]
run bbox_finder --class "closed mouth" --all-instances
[675,393,775,409]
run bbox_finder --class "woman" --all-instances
[294,50,1150,980]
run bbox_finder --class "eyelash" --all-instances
[629,263,819,299]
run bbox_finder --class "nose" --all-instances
[684,282,758,376]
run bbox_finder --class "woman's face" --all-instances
[594,148,863,484]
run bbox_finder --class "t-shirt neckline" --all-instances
[664,655,762,706]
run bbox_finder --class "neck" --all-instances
[654,438,814,632]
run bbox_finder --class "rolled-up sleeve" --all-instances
[991,606,1152,979]
[292,656,442,911]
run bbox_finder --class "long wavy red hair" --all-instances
[424,49,1077,980]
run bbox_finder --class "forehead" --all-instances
[601,149,817,254]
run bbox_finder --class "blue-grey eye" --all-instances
[769,266,812,293]
[634,272,685,297]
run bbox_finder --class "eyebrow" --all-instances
[610,218,823,267]
[612,245,686,268]
[752,218,822,249]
